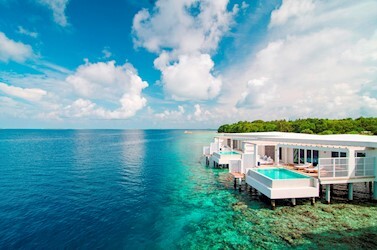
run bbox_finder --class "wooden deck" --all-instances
[230,172,244,179]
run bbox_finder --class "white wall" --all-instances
[287,148,294,164]
[242,154,253,173]
[319,151,331,158]
[258,145,265,157]
[243,143,254,154]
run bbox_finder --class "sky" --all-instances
[0,0,376,129]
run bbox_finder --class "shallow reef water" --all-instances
[0,130,376,249]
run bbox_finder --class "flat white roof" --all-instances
[218,132,377,148]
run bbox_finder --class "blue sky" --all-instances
[0,0,376,129]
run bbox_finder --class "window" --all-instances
[331,151,339,158]
[279,147,282,160]
[332,151,346,157]
[293,148,299,164]
[306,150,312,163]
[356,152,366,157]
[300,149,305,164]
[313,150,319,166]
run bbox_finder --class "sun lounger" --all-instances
[294,163,312,170]
[304,166,321,173]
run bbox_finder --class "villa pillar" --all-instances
[254,144,258,167]
[348,183,353,200]
[347,148,356,177]
[325,184,331,204]
[291,198,296,206]
[271,200,276,210]
[275,146,280,166]
[370,182,373,199]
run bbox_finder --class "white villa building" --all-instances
[203,132,377,206]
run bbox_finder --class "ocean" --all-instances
[0,129,376,249]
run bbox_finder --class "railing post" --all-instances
[364,158,366,176]
[333,159,336,178]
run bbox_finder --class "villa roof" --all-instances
[218,132,377,148]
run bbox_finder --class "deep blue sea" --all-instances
[0,130,224,248]
[1,130,376,249]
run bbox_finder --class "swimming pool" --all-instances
[246,168,319,199]
[257,168,309,180]
[218,151,240,155]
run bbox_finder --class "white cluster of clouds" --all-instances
[36,0,69,27]
[154,53,221,100]
[155,105,185,119]
[0,32,33,62]
[0,55,149,121]
[269,0,315,28]
[132,0,238,101]
[64,61,148,119]
[0,83,47,102]
[221,0,377,120]
[153,103,213,124]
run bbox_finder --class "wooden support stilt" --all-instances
[233,178,237,189]
[311,197,315,205]
[238,178,242,193]
[373,181,377,200]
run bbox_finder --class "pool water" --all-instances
[257,168,309,180]
[219,151,240,155]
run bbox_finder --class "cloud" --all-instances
[61,94,147,119]
[185,103,213,122]
[132,0,238,100]
[222,0,377,120]
[0,82,47,102]
[237,77,277,108]
[0,59,149,121]
[269,0,315,28]
[17,26,38,38]
[0,32,33,62]
[154,53,221,100]
[132,0,237,54]
[65,60,148,119]
[154,105,185,119]
[37,0,69,26]
[102,47,112,59]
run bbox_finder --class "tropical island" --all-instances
[218,117,377,135]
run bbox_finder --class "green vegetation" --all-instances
[218,117,377,135]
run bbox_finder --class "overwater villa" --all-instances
[203,132,377,208]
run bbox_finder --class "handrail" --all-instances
[318,158,349,178]
[355,157,375,177]
[319,157,376,179]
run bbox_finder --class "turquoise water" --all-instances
[0,130,376,248]
[257,168,309,180]
[219,151,240,155]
